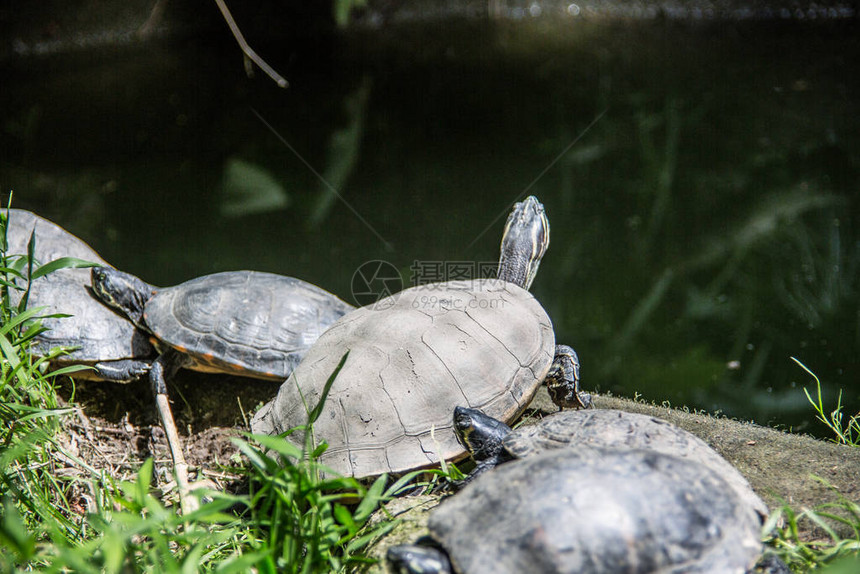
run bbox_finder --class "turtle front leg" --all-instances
[546,344,592,410]
[149,349,197,513]
[93,359,152,383]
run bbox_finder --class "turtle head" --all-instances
[387,545,452,574]
[497,195,549,291]
[90,266,154,327]
[453,406,512,464]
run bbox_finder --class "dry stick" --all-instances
[213,0,289,88]
[154,393,199,513]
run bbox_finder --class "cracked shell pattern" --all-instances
[252,279,554,477]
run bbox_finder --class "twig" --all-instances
[73,406,94,440]
[89,426,133,436]
[213,0,289,88]
[154,393,199,513]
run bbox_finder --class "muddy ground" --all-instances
[53,370,276,501]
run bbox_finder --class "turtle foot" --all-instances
[575,390,594,409]
[93,359,152,383]
[546,344,590,409]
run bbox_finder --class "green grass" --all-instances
[230,352,428,573]
[765,481,860,572]
[794,357,860,448]
[759,359,860,572]
[0,204,422,572]
[1,202,87,566]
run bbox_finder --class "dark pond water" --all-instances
[2,13,858,436]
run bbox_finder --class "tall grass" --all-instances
[793,357,860,447]
[760,358,860,572]
[766,480,860,572]
[0,203,85,564]
[232,353,425,573]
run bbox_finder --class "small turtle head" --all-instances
[497,196,549,291]
[90,266,154,327]
[387,545,452,574]
[453,406,512,463]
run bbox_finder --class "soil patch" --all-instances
[52,370,275,504]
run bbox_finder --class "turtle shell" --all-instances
[143,271,353,380]
[250,278,554,477]
[429,447,762,574]
[6,209,154,375]
[503,409,768,519]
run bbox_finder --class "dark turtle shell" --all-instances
[6,209,154,377]
[430,447,762,574]
[142,271,354,380]
[502,409,768,519]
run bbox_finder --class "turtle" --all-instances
[2,210,201,508]
[250,195,590,478]
[89,245,354,514]
[90,267,355,394]
[386,407,790,574]
[454,407,769,520]
[4,208,154,381]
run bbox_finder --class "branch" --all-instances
[214,0,289,88]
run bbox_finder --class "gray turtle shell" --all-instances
[430,447,763,574]
[250,279,554,477]
[144,271,353,380]
[6,209,154,375]
[503,409,768,519]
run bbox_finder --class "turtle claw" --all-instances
[546,344,590,410]
[575,391,594,410]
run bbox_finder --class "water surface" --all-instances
[2,15,858,435]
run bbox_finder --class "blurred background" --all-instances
[1,0,858,436]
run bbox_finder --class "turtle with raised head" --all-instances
[386,407,789,574]
[251,196,591,478]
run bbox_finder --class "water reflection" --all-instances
[1,18,857,436]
